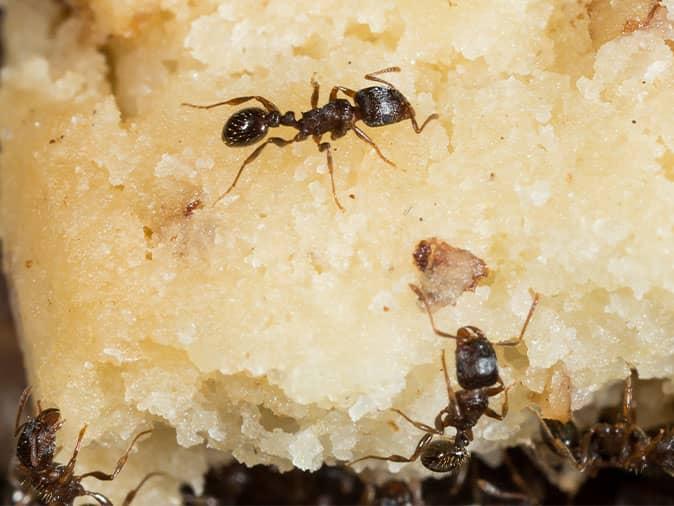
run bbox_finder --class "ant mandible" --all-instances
[349,288,540,473]
[182,67,439,211]
[13,386,161,505]
[534,367,674,477]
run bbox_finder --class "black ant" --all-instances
[13,386,161,505]
[182,67,438,210]
[349,288,539,473]
[534,367,674,478]
[349,348,504,474]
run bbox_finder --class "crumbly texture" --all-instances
[2,0,674,502]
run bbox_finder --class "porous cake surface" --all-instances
[1,0,674,502]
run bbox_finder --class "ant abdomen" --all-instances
[355,87,410,127]
[420,439,468,473]
[223,108,270,146]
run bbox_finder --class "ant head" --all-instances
[16,408,62,469]
[420,438,469,473]
[223,108,272,146]
[455,328,499,390]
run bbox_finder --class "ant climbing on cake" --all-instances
[349,289,540,473]
[534,367,674,478]
[13,386,161,505]
[349,349,509,473]
[182,67,438,210]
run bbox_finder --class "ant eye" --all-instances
[223,108,269,146]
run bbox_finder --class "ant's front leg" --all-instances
[495,291,540,347]
[409,284,460,340]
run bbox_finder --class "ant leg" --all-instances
[351,126,396,167]
[121,472,166,506]
[348,432,433,467]
[390,408,444,435]
[82,491,113,505]
[441,349,460,411]
[477,480,533,504]
[79,430,152,481]
[495,291,540,347]
[314,137,345,212]
[213,136,296,206]
[310,76,320,109]
[621,367,638,425]
[182,95,280,113]
[14,386,32,436]
[364,66,401,88]
[64,424,88,474]
[407,109,439,134]
[530,408,581,469]
[329,86,357,102]
[408,284,460,339]
[484,386,510,420]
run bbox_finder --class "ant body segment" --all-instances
[348,349,503,473]
[349,289,540,473]
[13,386,160,506]
[535,368,674,478]
[182,67,438,210]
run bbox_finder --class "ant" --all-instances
[534,367,674,478]
[349,288,540,473]
[348,348,488,473]
[13,386,161,505]
[182,67,438,211]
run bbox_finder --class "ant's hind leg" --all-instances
[495,290,540,347]
[329,86,357,102]
[79,430,152,481]
[213,136,296,206]
[182,95,280,114]
[364,67,401,88]
[314,137,344,211]
[14,386,32,435]
[352,126,396,167]
[348,433,432,467]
